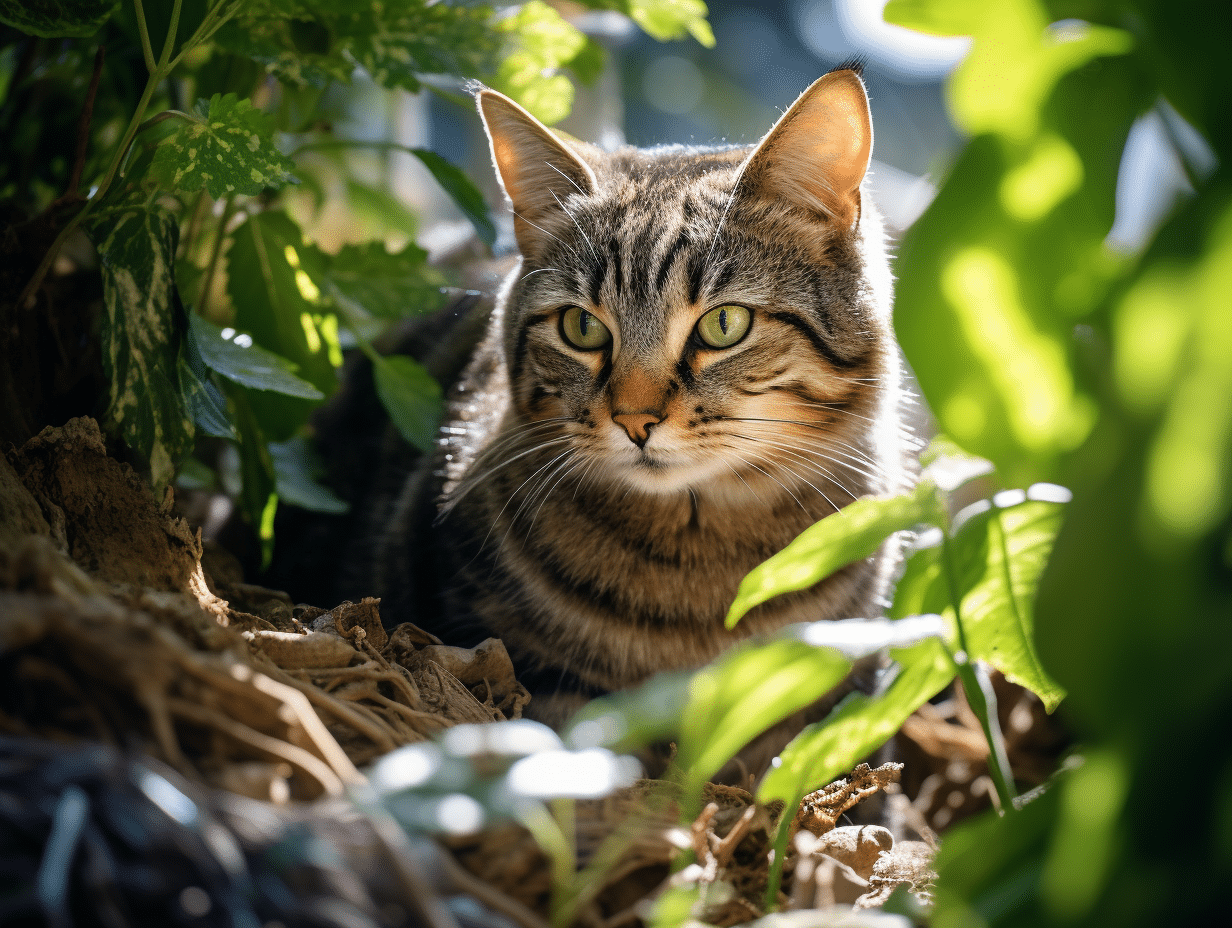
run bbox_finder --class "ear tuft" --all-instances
[740,70,873,228]
[477,90,597,256]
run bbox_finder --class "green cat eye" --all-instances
[560,306,612,350]
[696,304,751,348]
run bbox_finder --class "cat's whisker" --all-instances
[734,434,863,504]
[549,188,601,264]
[440,433,572,519]
[492,446,576,552]
[722,446,809,514]
[520,266,565,283]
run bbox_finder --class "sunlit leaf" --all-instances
[563,670,694,754]
[627,0,715,47]
[758,636,955,808]
[187,311,323,398]
[150,94,297,199]
[492,0,588,125]
[0,0,118,37]
[677,639,851,798]
[84,190,193,490]
[726,481,946,628]
[372,354,443,454]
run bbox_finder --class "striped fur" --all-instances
[369,71,913,719]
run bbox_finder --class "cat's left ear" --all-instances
[740,69,872,228]
[477,89,598,257]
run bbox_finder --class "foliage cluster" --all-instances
[5,0,1232,926]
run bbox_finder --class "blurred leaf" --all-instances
[726,481,946,628]
[268,436,348,513]
[187,311,324,398]
[627,0,715,47]
[759,636,954,806]
[84,189,193,490]
[225,383,279,568]
[319,241,448,319]
[677,639,851,799]
[343,178,421,239]
[563,670,694,753]
[566,36,607,85]
[492,0,588,125]
[177,351,235,439]
[410,149,496,248]
[0,0,118,37]
[372,354,443,454]
[149,94,298,199]
[950,499,1067,711]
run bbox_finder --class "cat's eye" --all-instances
[560,306,612,350]
[696,304,751,348]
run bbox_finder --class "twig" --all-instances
[63,46,106,202]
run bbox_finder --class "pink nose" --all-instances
[613,412,661,447]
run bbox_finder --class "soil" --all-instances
[0,416,1066,928]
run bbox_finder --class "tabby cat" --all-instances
[360,67,912,725]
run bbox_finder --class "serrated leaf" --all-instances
[321,241,448,319]
[950,499,1067,711]
[677,639,851,799]
[410,149,496,248]
[0,0,118,37]
[188,311,324,398]
[758,636,955,808]
[269,437,348,514]
[150,94,297,199]
[84,190,193,490]
[726,481,946,628]
[372,354,443,454]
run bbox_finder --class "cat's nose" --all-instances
[613,412,661,448]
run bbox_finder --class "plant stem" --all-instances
[939,532,1018,811]
[63,46,106,201]
[133,0,156,73]
[198,196,237,311]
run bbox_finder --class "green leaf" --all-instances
[320,241,449,319]
[564,670,694,754]
[149,94,298,199]
[410,149,496,248]
[187,311,324,399]
[177,351,235,439]
[627,0,715,47]
[0,0,118,37]
[676,639,852,799]
[84,190,193,490]
[226,383,279,569]
[344,178,421,239]
[758,636,956,808]
[726,481,946,628]
[372,354,443,454]
[950,497,1068,711]
[492,0,588,125]
[269,437,348,514]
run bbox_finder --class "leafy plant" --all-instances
[2,0,715,564]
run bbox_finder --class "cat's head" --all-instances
[476,70,898,503]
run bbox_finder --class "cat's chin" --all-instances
[604,452,741,497]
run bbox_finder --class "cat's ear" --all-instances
[740,69,872,228]
[477,89,597,256]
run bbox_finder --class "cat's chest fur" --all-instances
[363,69,912,709]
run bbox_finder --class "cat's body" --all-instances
[345,69,912,723]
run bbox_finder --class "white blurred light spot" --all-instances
[442,719,563,759]
[643,56,705,115]
[220,327,236,340]
[138,771,197,826]
[796,614,947,657]
[435,793,485,835]
[506,749,640,799]
[1028,482,1073,504]
[179,887,211,918]
[566,715,626,751]
[369,743,442,793]
[992,489,1028,509]
[233,333,253,348]
[794,0,970,82]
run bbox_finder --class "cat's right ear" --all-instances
[477,90,597,257]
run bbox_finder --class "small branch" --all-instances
[198,196,238,310]
[132,0,157,73]
[63,46,106,202]
[157,0,184,68]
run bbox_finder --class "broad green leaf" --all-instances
[677,639,851,799]
[726,481,946,627]
[269,437,348,514]
[758,636,956,808]
[410,149,496,248]
[187,311,324,399]
[320,241,449,319]
[344,179,421,239]
[492,0,588,125]
[950,499,1067,711]
[177,352,235,439]
[84,190,193,490]
[149,94,297,199]
[372,354,443,454]
[0,0,118,37]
